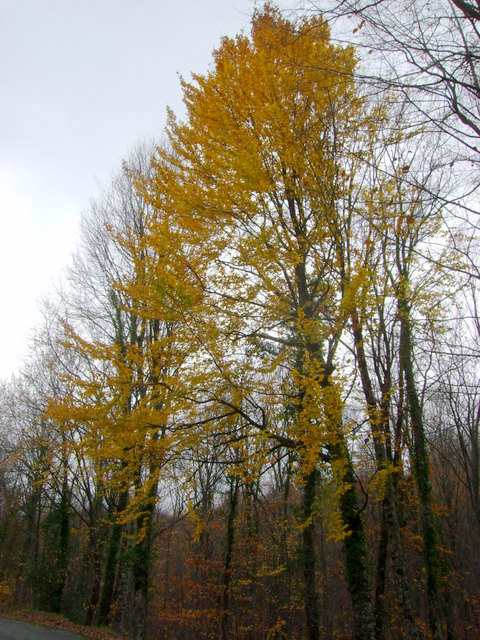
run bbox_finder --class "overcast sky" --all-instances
[0,0,299,379]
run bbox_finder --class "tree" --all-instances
[45,145,201,638]
[0,336,78,614]
[304,0,480,301]
[309,0,480,165]
[337,113,460,637]
[432,282,480,537]
[5,4,480,638]
[142,7,381,638]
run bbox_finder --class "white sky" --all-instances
[0,0,294,379]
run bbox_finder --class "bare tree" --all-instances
[305,0,480,165]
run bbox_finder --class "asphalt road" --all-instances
[0,618,86,640]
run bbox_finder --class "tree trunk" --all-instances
[302,469,320,640]
[132,502,155,640]
[220,474,239,640]
[97,489,129,627]
[84,528,102,626]
[352,314,420,639]
[334,439,376,640]
[51,475,71,613]
[374,502,388,640]
[398,299,445,640]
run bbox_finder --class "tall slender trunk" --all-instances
[280,460,293,638]
[220,474,239,640]
[51,471,71,613]
[378,480,420,640]
[331,438,375,640]
[398,298,445,640]
[290,204,374,638]
[19,485,41,604]
[131,448,163,640]
[374,502,388,640]
[132,500,155,640]
[302,469,320,640]
[322,318,374,639]
[352,314,420,639]
[84,527,103,626]
[97,489,129,627]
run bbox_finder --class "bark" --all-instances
[379,480,420,640]
[374,504,388,640]
[220,475,239,640]
[19,486,41,604]
[131,446,163,640]
[132,500,155,640]
[398,298,445,640]
[286,188,375,637]
[332,438,376,640]
[84,528,102,626]
[303,469,320,640]
[51,475,71,613]
[352,313,420,639]
[97,489,129,627]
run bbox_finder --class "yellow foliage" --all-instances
[0,580,11,602]
[369,463,395,503]
[319,478,352,543]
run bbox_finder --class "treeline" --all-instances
[1,5,480,640]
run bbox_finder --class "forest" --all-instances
[1,2,479,639]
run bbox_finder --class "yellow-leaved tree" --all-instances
[45,149,205,637]
[140,7,383,639]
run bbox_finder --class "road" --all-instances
[0,618,86,640]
